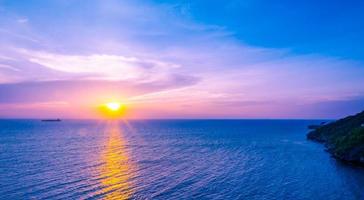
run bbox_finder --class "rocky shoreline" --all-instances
[307,111,364,166]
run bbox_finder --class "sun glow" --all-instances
[99,101,126,118]
[106,102,121,111]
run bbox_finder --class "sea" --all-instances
[1,119,364,200]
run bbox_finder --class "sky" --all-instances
[0,0,364,119]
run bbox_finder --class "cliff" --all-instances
[307,110,364,165]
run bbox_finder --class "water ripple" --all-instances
[1,120,364,199]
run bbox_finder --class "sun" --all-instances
[98,101,127,118]
[105,102,122,111]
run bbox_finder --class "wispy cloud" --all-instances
[0,63,19,72]
[16,18,28,24]
[26,51,180,81]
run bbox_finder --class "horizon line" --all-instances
[0,117,335,121]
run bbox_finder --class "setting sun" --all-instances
[106,102,122,111]
[99,101,126,118]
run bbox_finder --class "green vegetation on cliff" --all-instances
[333,127,364,155]
[307,110,364,165]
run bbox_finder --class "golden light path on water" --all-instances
[99,121,136,199]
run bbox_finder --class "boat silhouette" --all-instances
[41,119,61,122]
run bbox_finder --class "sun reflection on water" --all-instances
[99,122,135,199]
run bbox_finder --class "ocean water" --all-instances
[1,120,364,200]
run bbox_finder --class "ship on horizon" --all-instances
[41,119,61,122]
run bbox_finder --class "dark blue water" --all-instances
[1,120,364,200]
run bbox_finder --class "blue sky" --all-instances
[0,0,363,118]
[156,0,364,59]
